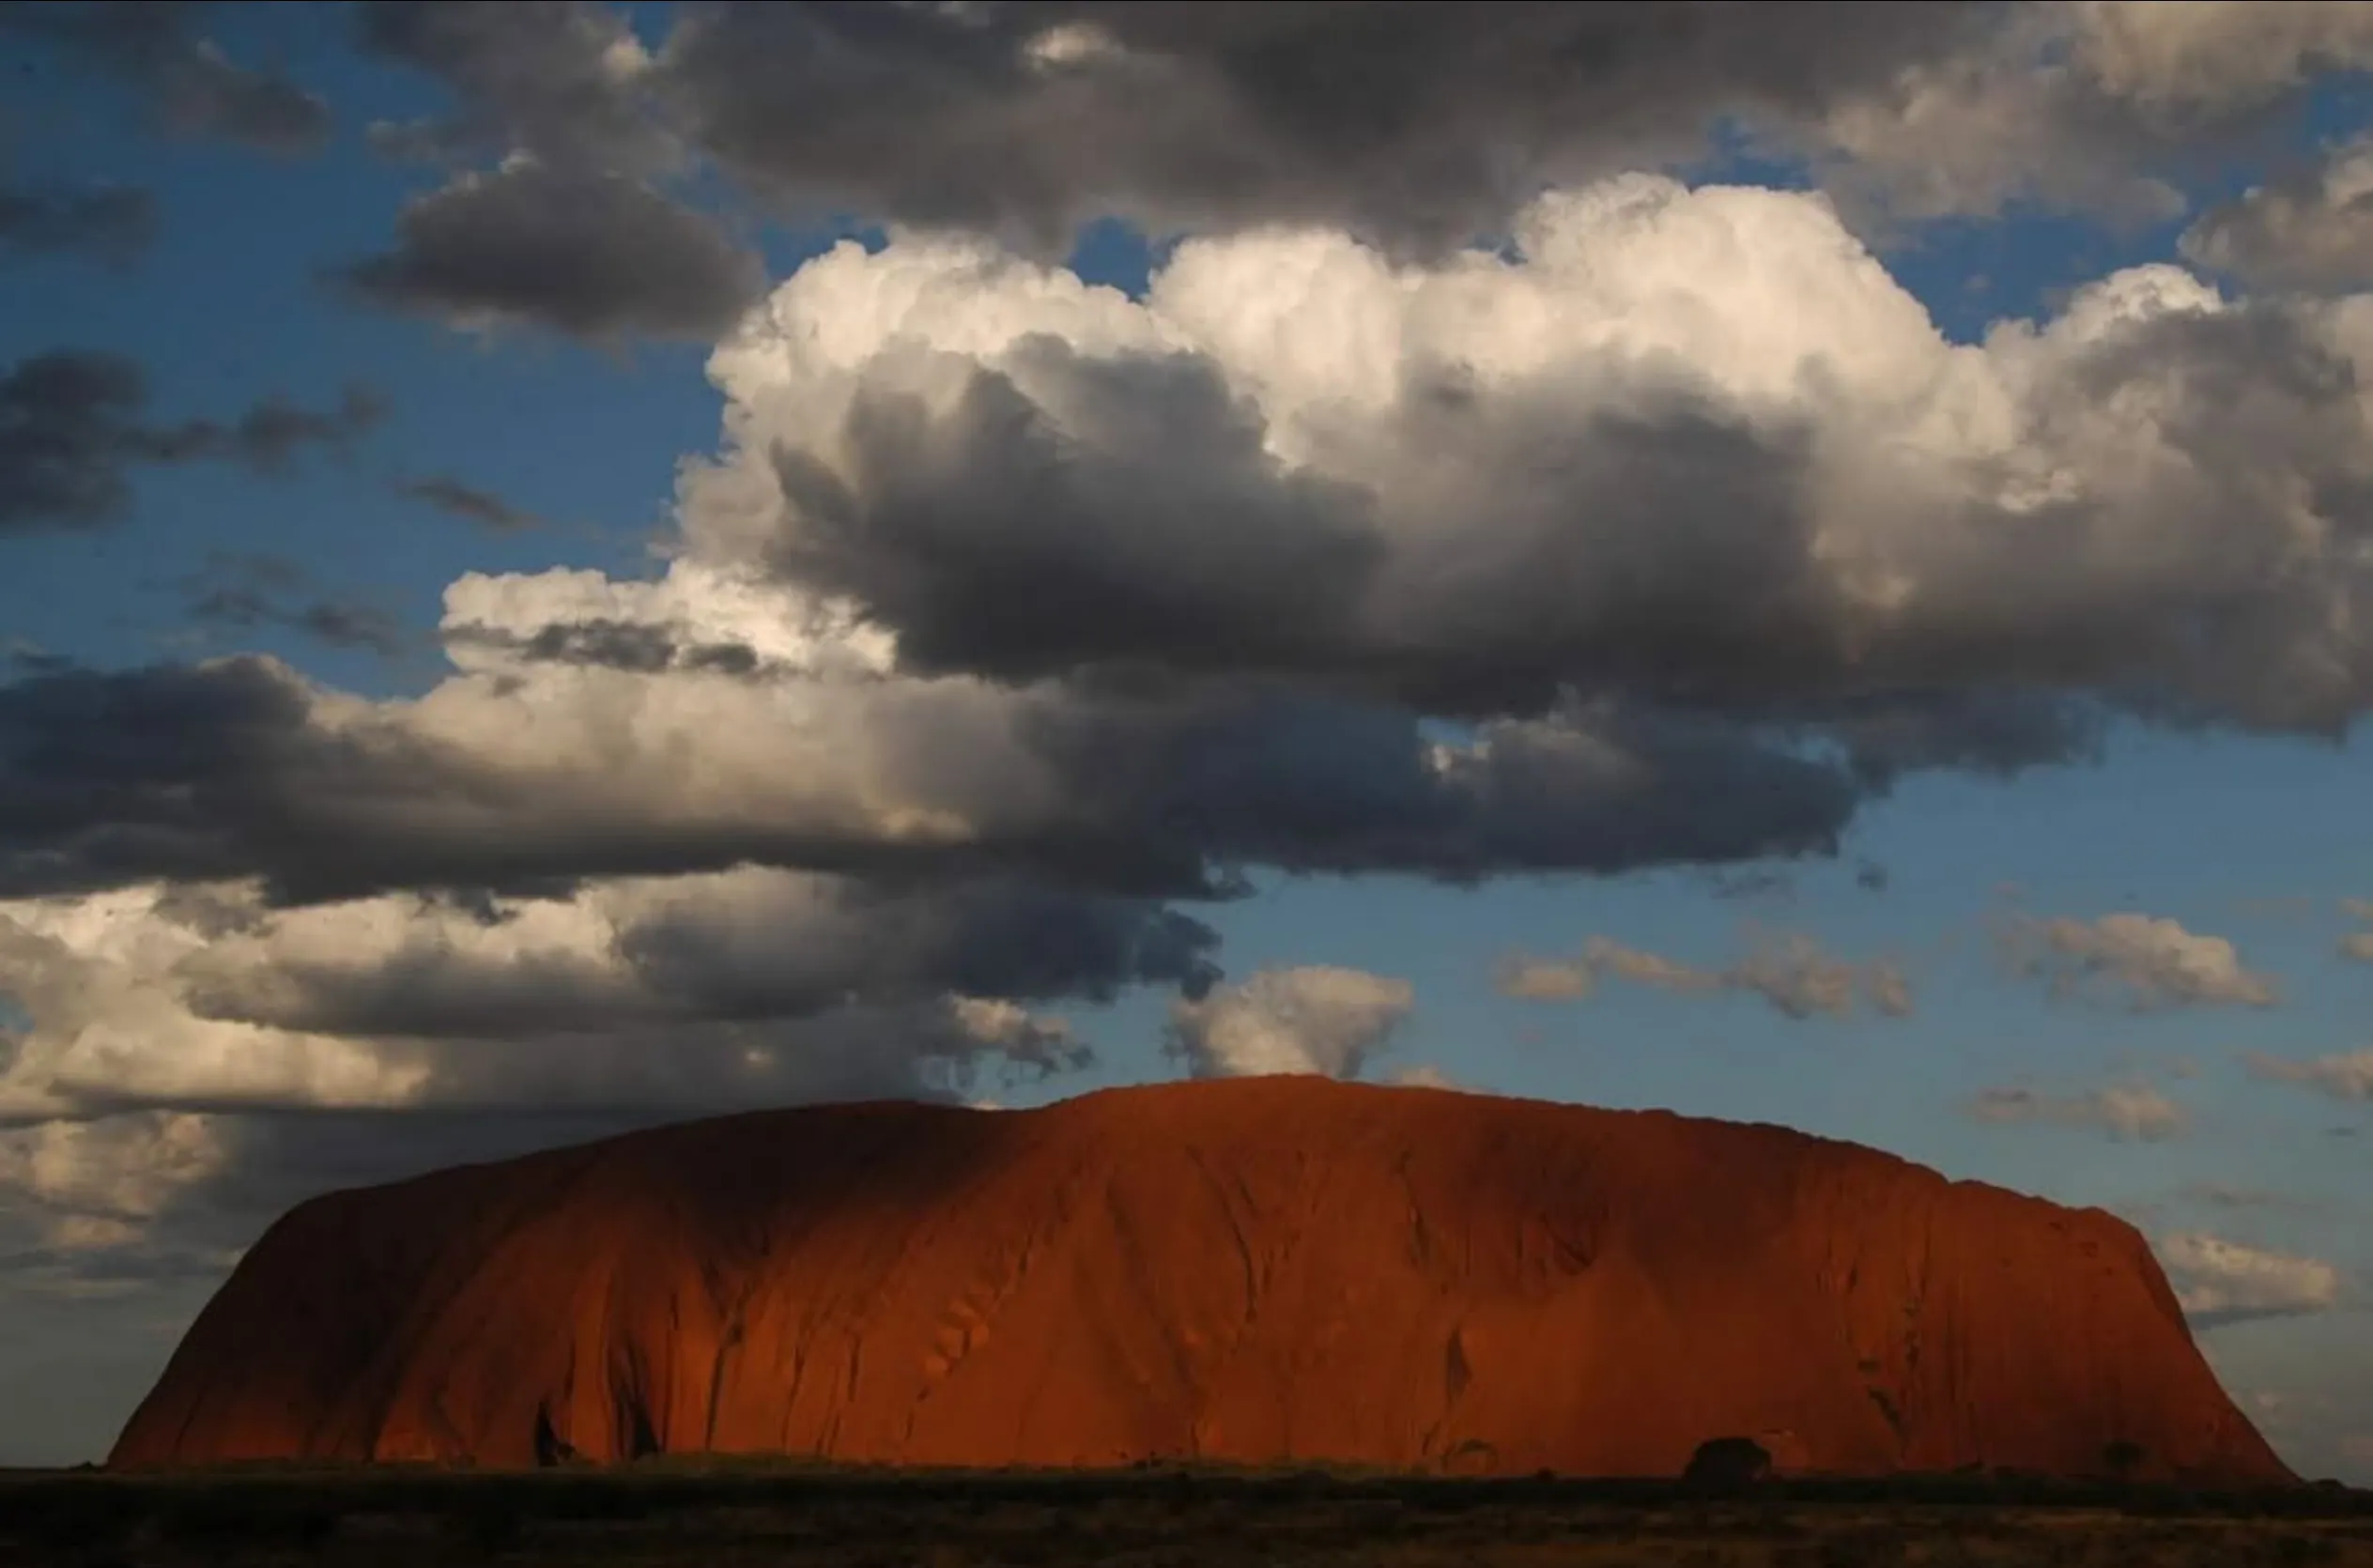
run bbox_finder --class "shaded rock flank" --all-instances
[111,1078,2289,1481]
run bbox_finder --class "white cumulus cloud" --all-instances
[1167,966,1416,1081]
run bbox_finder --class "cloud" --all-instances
[434,564,819,676]
[1731,931,1915,1019]
[341,159,764,344]
[674,190,2373,746]
[2183,135,2373,293]
[395,474,547,533]
[2339,899,2373,962]
[277,1,2373,276]
[2157,1231,2344,1330]
[648,2,1980,258]
[1496,929,1912,1020]
[643,2,2373,254]
[2176,1182,2299,1211]
[1997,913,2278,1011]
[1813,2,2373,225]
[0,639,1860,911]
[0,351,385,533]
[0,181,155,269]
[1166,965,1415,1080]
[1965,1083,2192,1142]
[177,386,389,472]
[2244,1049,2373,1103]
[1494,954,1596,1003]
[344,2,765,348]
[0,987,1087,1301]
[354,0,674,177]
[0,1114,224,1253]
[0,869,1176,1139]
[189,585,408,660]
[5,1,331,154]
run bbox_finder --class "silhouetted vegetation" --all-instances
[2,1460,2369,1565]
[1685,1437,1774,1493]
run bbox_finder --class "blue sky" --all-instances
[2,1,2371,1480]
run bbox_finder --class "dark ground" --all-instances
[5,1462,2372,1566]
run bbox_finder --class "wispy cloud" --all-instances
[1965,1084,2191,1143]
[1996,913,2276,1012]
[2175,1182,2304,1213]
[181,557,408,660]
[0,181,155,269]
[1495,930,1913,1021]
[2339,899,2373,963]
[2244,1049,2373,1105]
[0,351,384,535]
[2157,1232,2344,1330]
[395,474,547,533]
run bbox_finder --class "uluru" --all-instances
[111,1077,2290,1483]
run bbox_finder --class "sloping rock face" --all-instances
[112,1078,2290,1481]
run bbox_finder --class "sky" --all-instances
[1,0,2372,1480]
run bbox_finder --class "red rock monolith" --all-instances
[110,1078,2290,1482]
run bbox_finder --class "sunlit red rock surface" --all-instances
[112,1077,2290,1481]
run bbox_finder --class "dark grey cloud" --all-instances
[396,473,546,532]
[330,1,2369,353]
[642,2,2373,254]
[0,181,155,268]
[0,658,479,902]
[341,161,764,343]
[343,3,754,346]
[354,0,674,176]
[653,0,1992,256]
[0,657,1857,907]
[0,350,148,530]
[5,0,331,155]
[0,350,385,533]
[1013,685,1858,891]
[304,0,2373,343]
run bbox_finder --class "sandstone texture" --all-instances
[112,1078,2289,1481]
